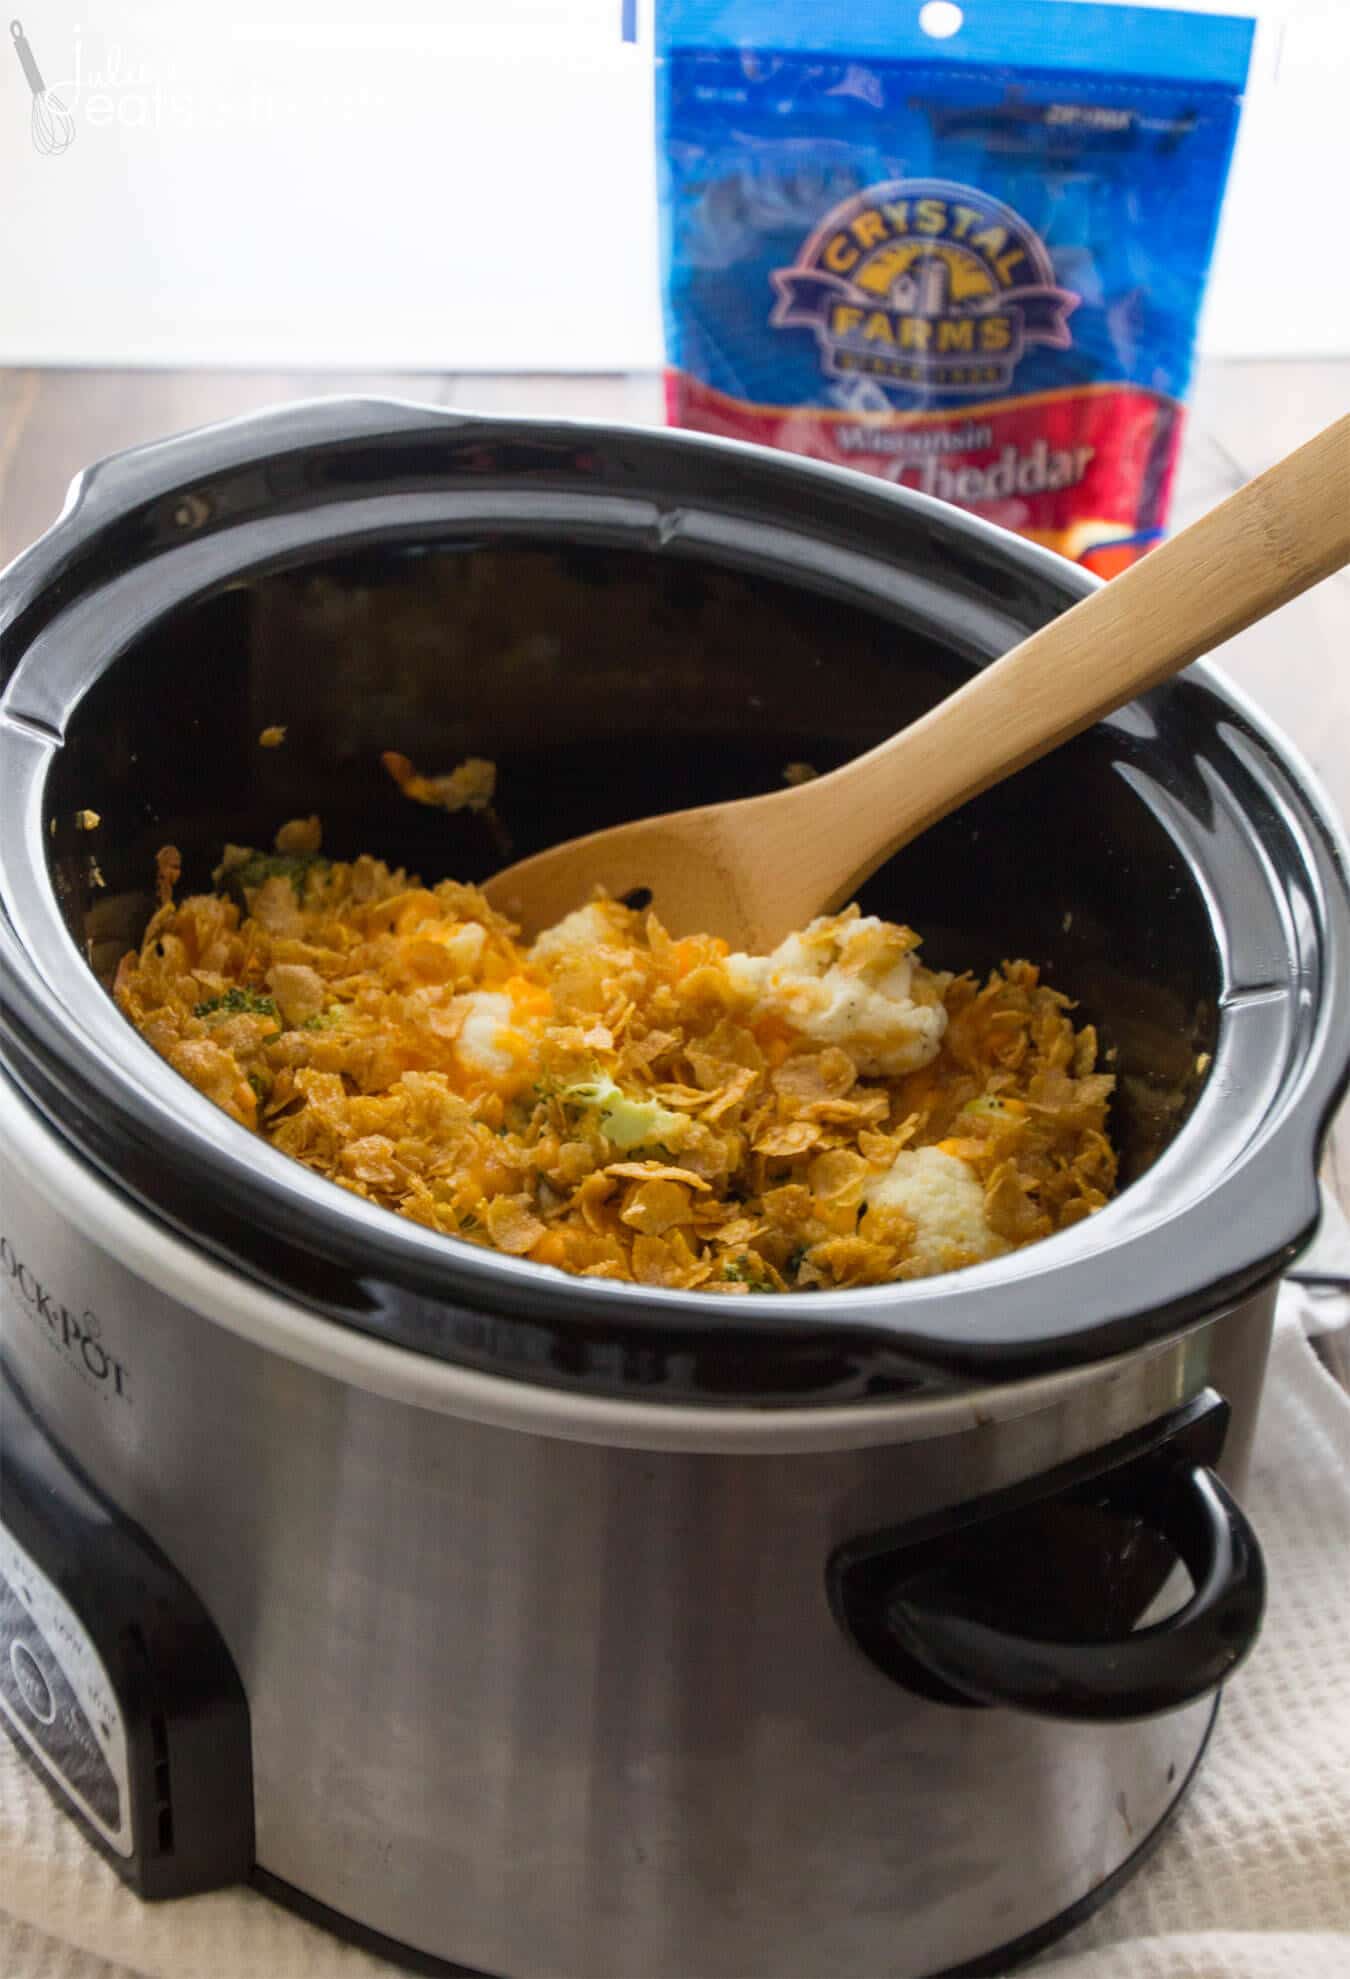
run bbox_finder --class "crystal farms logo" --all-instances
[770,178,1079,397]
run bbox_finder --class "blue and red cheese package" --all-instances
[656,1,1253,572]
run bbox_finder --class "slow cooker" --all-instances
[1,400,1347,1979]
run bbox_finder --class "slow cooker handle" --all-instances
[830,1388,1266,1723]
[886,1460,1263,1721]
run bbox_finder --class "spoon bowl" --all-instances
[485,789,832,952]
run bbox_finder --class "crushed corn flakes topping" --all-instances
[381,752,497,814]
[114,833,1117,1292]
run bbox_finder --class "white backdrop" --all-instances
[0,0,1346,370]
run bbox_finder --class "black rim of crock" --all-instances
[1,399,1347,1406]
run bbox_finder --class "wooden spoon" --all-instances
[484,415,1350,949]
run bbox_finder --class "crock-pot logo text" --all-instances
[0,1236,129,1399]
[770,177,1079,396]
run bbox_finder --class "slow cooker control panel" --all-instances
[0,1523,134,1857]
[0,1358,254,1897]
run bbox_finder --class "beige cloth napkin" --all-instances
[3,1271,1348,1979]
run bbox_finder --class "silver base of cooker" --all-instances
[252,1696,1218,1979]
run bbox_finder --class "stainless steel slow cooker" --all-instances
[1,401,1347,1979]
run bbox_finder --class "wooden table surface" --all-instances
[2,360,1347,1215]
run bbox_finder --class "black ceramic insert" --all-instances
[1,402,1347,1401]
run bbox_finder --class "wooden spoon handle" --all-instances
[800,413,1350,908]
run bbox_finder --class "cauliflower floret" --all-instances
[529,899,636,966]
[400,919,488,986]
[868,1147,1007,1276]
[450,983,551,1089]
[453,990,517,1078]
[438,921,488,975]
[725,912,947,1076]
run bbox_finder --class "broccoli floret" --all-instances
[557,1073,691,1152]
[300,1007,346,1032]
[960,1095,1017,1123]
[723,1252,774,1292]
[194,987,278,1021]
[219,854,330,906]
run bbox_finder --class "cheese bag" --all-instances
[656,1,1253,572]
